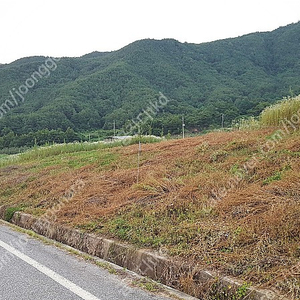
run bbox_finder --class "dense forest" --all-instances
[1,22,300,149]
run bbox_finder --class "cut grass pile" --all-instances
[1,129,300,298]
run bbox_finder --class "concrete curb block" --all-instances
[1,209,287,300]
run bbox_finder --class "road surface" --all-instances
[0,223,172,300]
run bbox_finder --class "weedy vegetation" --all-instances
[260,95,300,126]
[1,100,300,298]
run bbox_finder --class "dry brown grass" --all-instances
[1,128,300,298]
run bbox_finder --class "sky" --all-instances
[1,0,300,64]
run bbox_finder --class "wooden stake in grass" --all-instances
[137,141,141,184]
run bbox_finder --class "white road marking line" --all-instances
[0,239,101,300]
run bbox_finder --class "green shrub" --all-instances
[4,207,23,222]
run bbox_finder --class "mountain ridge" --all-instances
[0,22,300,141]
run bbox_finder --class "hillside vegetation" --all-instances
[260,95,300,126]
[1,22,300,149]
[1,92,300,298]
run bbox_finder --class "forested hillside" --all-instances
[0,22,300,147]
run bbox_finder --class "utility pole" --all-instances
[221,113,224,129]
[113,120,116,137]
[137,141,141,184]
[182,116,185,139]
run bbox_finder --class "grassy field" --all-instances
[1,127,300,298]
[260,95,300,126]
[2,97,300,298]
[233,95,300,131]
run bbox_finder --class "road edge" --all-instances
[0,207,287,300]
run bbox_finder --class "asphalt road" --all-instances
[0,223,172,300]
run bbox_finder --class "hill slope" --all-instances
[1,127,300,298]
[1,22,300,138]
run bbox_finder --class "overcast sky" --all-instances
[1,0,300,64]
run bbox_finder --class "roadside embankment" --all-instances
[0,208,284,300]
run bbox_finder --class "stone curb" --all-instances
[0,208,287,300]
